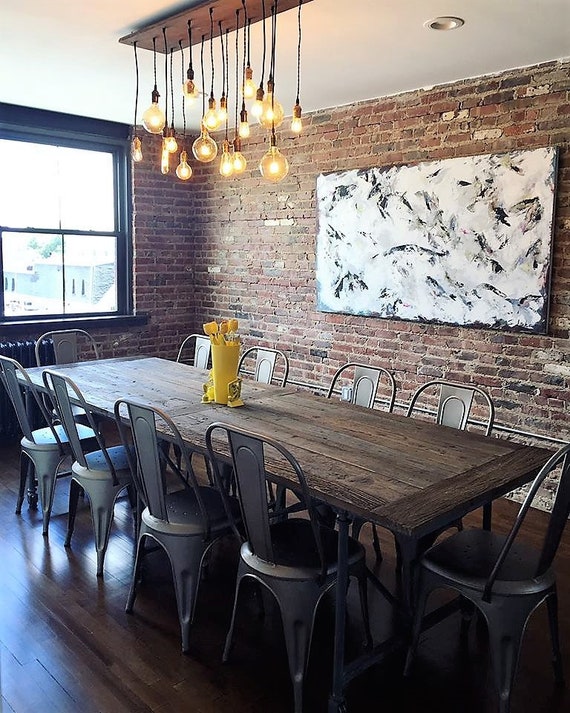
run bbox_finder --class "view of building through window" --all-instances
[0,139,119,318]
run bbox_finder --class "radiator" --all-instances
[0,339,55,443]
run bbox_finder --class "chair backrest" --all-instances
[483,443,570,600]
[114,398,213,536]
[176,333,211,369]
[238,347,289,387]
[205,422,326,577]
[406,379,494,435]
[326,362,396,411]
[42,370,113,476]
[0,355,62,447]
[35,329,100,366]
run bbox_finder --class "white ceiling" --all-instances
[2,0,569,130]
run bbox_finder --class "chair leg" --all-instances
[65,478,82,546]
[165,535,207,653]
[126,532,147,614]
[371,525,383,561]
[484,602,532,713]
[272,579,322,713]
[82,479,125,577]
[35,451,65,536]
[223,566,248,663]
[354,563,373,648]
[16,452,30,514]
[483,502,493,531]
[546,589,564,685]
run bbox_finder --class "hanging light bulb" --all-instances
[192,124,218,162]
[142,37,166,134]
[251,86,264,118]
[291,102,302,134]
[164,127,178,153]
[218,95,228,124]
[160,139,170,174]
[242,14,257,99]
[243,65,257,100]
[182,20,200,103]
[232,137,247,175]
[259,131,289,182]
[131,136,143,162]
[239,104,251,139]
[259,79,284,128]
[176,149,193,180]
[131,43,143,162]
[193,34,218,163]
[203,96,221,131]
[219,139,234,177]
[291,0,303,134]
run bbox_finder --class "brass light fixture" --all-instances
[131,42,143,162]
[192,33,218,163]
[121,0,311,180]
[141,36,166,134]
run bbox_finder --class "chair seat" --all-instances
[242,518,365,580]
[22,423,95,450]
[142,485,240,536]
[73,444,133,482]
[423,528,555,596]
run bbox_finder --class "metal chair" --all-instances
[205,422,371,713]
[238,346,289,386]
[405,442,570,713]
[35,329,100,366]
[114,399,240,653]
[407,379,495,532]
[42,370,132,577]
[327,363,397,558]
[176,333,211,369]
[326,362,396,411]
[0,355,96,535]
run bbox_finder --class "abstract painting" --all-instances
[316,147,558,333]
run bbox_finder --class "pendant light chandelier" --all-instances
[121,0,309,182]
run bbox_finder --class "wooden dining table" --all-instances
[25,356,552,712]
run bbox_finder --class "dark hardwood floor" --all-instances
[0,440,569,713]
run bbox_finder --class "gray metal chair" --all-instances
[35,329,100,366]
[326,362,396,411]
[43,369,132,576]
[0,355,96,535]
[176,333,211,369]
[238,346,289,386]
[407,379,495,532]
[205,422,371,713]
[327,363,397,558]
[114,398,240,653]
[405,442,570,713]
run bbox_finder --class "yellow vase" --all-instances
[211,342,240,404]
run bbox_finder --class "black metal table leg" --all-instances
[328,510,350,713]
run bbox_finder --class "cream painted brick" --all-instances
[279,218,295,226]
[534,350,565,362]
[264,219,280,226]
[473,128,503,140]
[544,363,570,377]
[207,266,222,273]
[525,84,551,97]
[457,109,470,120]
[442,111,455,121]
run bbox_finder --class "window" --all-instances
[0,104,132,322]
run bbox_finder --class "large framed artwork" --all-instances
[316,147,558,333]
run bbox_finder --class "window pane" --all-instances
[58,148,115,231]
[63,234,117,313]
[2,232,117,316]
[2,233,64,316]
[0,140,115,232]
[0,141,61,229]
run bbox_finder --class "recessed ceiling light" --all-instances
[425,16,465,31]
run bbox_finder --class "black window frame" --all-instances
[0,103,134,326]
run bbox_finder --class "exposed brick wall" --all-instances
[186,59,570,442]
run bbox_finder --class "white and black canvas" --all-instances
[316,147,558,333]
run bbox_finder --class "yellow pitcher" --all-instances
[211,341,241,405]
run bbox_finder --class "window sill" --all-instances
[0,314,149,334]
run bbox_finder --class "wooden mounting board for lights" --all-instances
[119,0,312,52]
